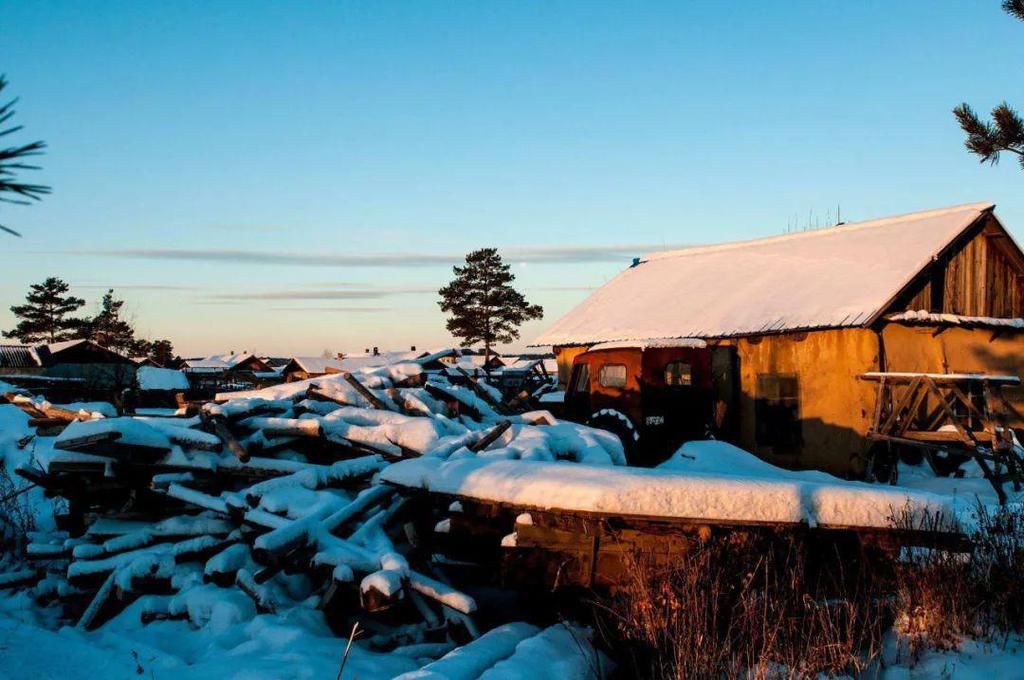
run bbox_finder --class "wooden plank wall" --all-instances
[900,217,1024,318]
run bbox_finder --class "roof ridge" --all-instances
[643,201,994,263]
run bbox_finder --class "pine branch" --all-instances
[1004,0,1024,22]
[0,75,50,236]
[954,102,1024,167]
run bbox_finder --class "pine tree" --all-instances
[953,2,1024,170]
[149,339,175,366]
[0,75,50,237]
[3,277,86,344]
[438,248,544,362]
[1006,0,1024,21]
[85,289,137,354]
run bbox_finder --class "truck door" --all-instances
[640,347,714,456]
[565,361,591,423]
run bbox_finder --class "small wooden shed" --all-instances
[536,202,1024,476]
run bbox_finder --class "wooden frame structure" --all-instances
[861,371,1023,503]
[404,492,971,594]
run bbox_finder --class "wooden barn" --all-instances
[536,202,1024,477]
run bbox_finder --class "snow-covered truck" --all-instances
[563,339,719,465]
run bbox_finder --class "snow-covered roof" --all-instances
[535,202,999,346]
[589,338,708,352]
[0,345,40,369]
[887,310,1024,329]
[43,339,90,354]
[286,356,347,374]
[184,351,261,371]
[380,442,962,531]
[336,350,426,371]
[137,366,190,391]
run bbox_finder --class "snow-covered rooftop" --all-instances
[184,351,262,371]
[137,366,190,391]
[887,310,1024,329]
[286,356,347,374]
[535,202,1000,346]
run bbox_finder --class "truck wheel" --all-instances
[865,443,899,484]
[926,449,970,477]
[587,410,639,464]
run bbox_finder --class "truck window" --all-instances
[598,364,627,388]
[755,374,801,453]
[571,363,590,393]
[664,361,692,386]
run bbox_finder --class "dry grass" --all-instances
[893,502,1024,661]
[595,532,887,679]
[595,504,1024,678]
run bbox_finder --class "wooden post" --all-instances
[77,569,117,630]
[454,366,508,414]
[202,412,249,463]
[469,420,512,453]
[341,372,389,410]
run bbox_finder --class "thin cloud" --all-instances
[269,306,393,313]
[204,286,435,301]
[205,224,290,233]
[56,243,687,268]
[76,284,200,291]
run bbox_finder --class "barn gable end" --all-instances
[888,212,1024,320]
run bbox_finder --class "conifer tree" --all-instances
[438,248,544,362]
[149,339,175,366]
[954,1,1024,170]
[85,289,137,354]
[3,277,86,344]
[0,75,50,236]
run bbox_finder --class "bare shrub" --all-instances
[595,531,887,679]
[890,502,1024,663]
[969,502,1024,634]
[0,465,36,551]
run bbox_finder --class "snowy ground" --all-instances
[2,372,1023,679]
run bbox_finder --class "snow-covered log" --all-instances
[392,622,540,680]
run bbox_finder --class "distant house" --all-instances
[535,202,1024,476]
[281,356,347,382]
[1,339,137,397]
[37,339,138,386]
[0,344,41,375]
[136,365,190,408]
[137,365,190,392]
[282,348,438,382]
[180,351,276,396]
[182,352,272,375]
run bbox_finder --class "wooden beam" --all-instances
[340,371,389,410]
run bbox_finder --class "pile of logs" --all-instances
[0,368,537,651]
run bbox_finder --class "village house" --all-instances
[180,351,272,375]
[536,202,1024,476]
[0,339,139,400]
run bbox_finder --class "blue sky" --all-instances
[2,1,1022,356]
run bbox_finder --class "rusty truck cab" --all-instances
[564,340,714,465]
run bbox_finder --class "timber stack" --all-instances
[0,360,618,673]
